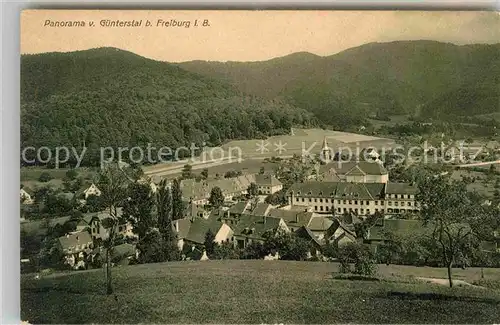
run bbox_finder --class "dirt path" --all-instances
[417,277,485,289]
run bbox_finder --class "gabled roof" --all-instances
[255,174,282,187]
[58,231,92,249]
[267,208,314,228]
[295,226,322,247]
[181,174,258,201]
[306,215,333,231]
[287,181,338,197]
[185,215,224,244]
[173,218,192,239]
[249,203,272,217]
[74,182,99,198]
[326,218,357,240]
[333,161,388,176]
[228,201,250,215]
[82,207,125,226]
[233,215,284,240]
[345,165,366,176]
[185,202,208,219]
[334,182,385,200]
[20,187,34,196]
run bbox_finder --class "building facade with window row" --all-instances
[286,181,419,216]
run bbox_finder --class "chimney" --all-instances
[263,216,266,224]
[175,221,179,232]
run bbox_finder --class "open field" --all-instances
[150,159,279,180]
[21,167,96,184]
[367,115,412,128]
[450,169,498,197]
[21,260,500,324]
[144,128,396,178]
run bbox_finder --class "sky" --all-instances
[21,10,500,62]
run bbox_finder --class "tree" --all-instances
[263,230,311,261]
[84,194,106,213]
[96,162,131,295]
[43,192,78,217]
[204,229,216,256]
[264,190,287,206]
[137,229,166,263]
[37,237,65,270]
[156,179,179,261]
[240,241,266,259]
[172,178,184,220]
[38,172,53,183]
[181,164,193,179]
[123,182,155,240]
[224,170,242,178]
[337,242,377,276]
[417,175,491,287]
[213,241,239,260]
[247,182,258,198]
[259,167,265,175]
[209,186,225,208]
[65,169,78,180]
[353,211,383,240]
[201,168,209,180]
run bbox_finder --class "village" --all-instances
[19,134,500,273]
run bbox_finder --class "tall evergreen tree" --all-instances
[156,179,179,261]
[123,182,155,240]
[172,178,184,220]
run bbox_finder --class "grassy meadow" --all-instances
[21,260,500,324]
[21,167,97,187]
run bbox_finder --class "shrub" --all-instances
[337,242,377,276]
[38,172,53,183]
[213,242,239,260]
[65,169,78,180]
[240,242,266,259]
[263,230,311,261]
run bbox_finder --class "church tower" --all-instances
[321,136,331,163]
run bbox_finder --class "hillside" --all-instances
[21,48,315,166]
[21,260,500,324]
[179,41,500,126]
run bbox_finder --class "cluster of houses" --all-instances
[20,139,499,268]
[20,182,102,207]
[179,173,283,205]
[167,160,420,254]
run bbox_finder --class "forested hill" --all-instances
[21,48,315,166]
[179,41,500,125]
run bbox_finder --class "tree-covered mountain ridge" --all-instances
[21,47,316,166]
[179,40,500,125]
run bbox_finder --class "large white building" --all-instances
[286,181,419,217]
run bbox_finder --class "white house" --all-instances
[20,188,34,205]
[255,174,283,195]
[77,183,102,200]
